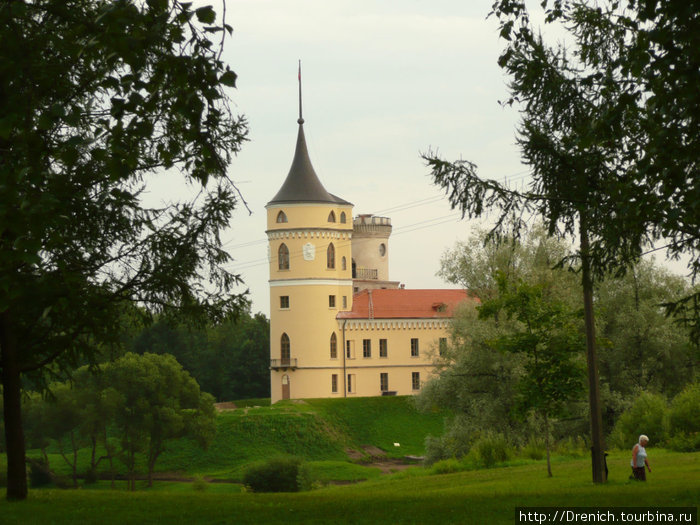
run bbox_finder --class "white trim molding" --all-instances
[270,279,354,287]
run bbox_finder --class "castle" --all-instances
[266,80,470,403]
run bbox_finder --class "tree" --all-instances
[0,1,247,499]
[422,228,694,470]
[103,352,216,490]
[596,261,698,401]
[424,0,699,482]
[130,310,270,401]
[478,274,586,476]
[420,227,584,464]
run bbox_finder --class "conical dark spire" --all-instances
[267,63,351,206]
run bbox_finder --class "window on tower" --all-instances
[281,333,290,362]
[278,243,290,270]
[328,211,336,222]
[341,256,346,271]
[340,211,347,223]
[276,210,288,223]
[280,296,290,309]
[327,243,335,269]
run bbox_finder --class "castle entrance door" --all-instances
[282,374,290,400]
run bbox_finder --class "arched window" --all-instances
[330,333,337,359]
[276,210,288,223]
[327,243,335,269]
[341,256,347,271]
[328,211,336,222]
[278,243,289,270]
[340,211,346,223]
[281,333,290,361]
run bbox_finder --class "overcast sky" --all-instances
[179,0,524,316]
[155,0,685,317]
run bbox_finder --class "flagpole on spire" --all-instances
[298,59,304,124]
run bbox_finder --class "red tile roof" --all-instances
[337,289,473,320]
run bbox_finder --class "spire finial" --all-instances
[297,60,304,125]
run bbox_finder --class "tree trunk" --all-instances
[544,412,552,478]
[580,217,607,484]
[1,312,28,500]
[147,447,161,488]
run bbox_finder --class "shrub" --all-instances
[192,475,209,492]
[430,458,464,475]
[609,392,667,449]
[555,436,588,458]
[666,383,700,452]
[520,437,545,460]
[53,475,73,489]
[424,435,449,467]
[84,468,99,485]
[0,469,7,488]
[243,457,304,493]
[28,458,52,488]
[296,463,319,491]
[469,432,511,467]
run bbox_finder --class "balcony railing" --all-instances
[270,358,297,370]
[354,267,378,280]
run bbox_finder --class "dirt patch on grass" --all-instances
[214,402,237,412]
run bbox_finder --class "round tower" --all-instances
[351,214,400,292]
[266,69,353,402]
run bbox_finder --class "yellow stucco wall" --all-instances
[266,203,451,403]
[269,317,448,402]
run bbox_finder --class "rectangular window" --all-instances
[379,339,388,358]
[280,296,289,309]
[380,373,388,392]
[331,374,338,393]
[363,339,371,358]
[410,338,419,357]
[342,296,347,309]
[347,374,356,393]
[346,340,354,359]
[329,295,336,308]
[439,337,447,356]
[412,372,420,391]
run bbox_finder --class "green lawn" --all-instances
[2,450,698,524]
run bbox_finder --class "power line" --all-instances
[222,168,531,252]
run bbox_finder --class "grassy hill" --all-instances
[156,396,446,479]
[14,396,447,481]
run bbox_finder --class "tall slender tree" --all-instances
[425,0,699,482]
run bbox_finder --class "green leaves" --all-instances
[195,5,216,24]
[219,70,238,88]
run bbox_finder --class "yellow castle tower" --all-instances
[266,67,354,402]
[267,66,471,403]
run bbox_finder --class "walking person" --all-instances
[630,434,651,481]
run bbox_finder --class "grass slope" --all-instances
[2,450,698,524]
[12,396,445,481]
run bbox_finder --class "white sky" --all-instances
[159,0,689,317]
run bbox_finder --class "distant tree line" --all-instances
[126,310,270,402]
